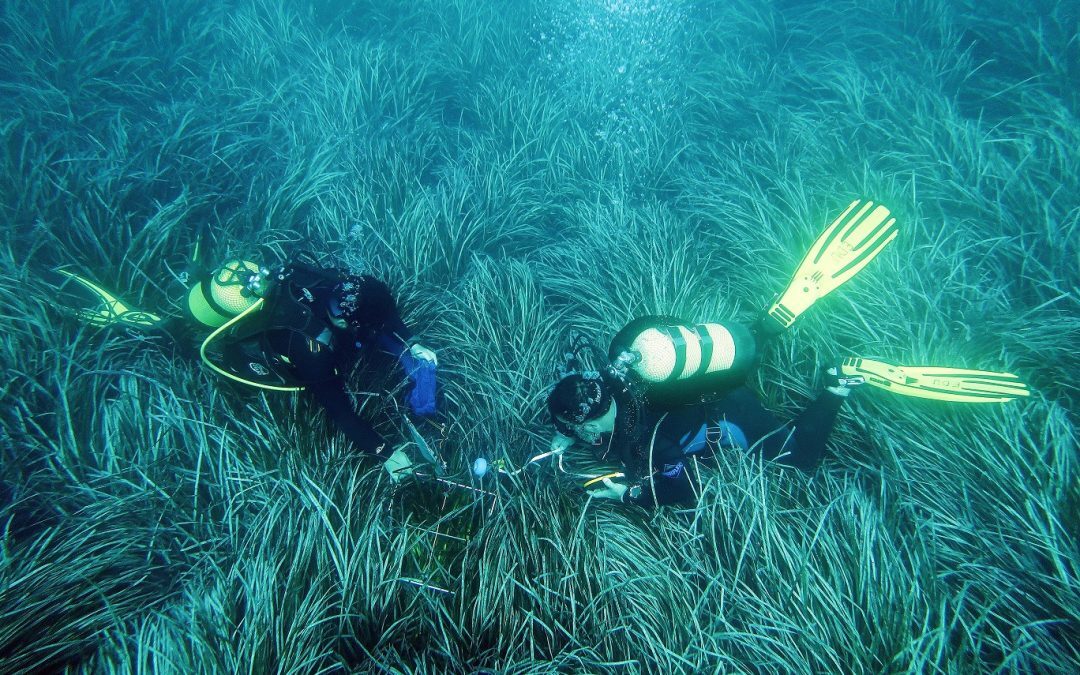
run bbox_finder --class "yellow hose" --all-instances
[198,298,303,392]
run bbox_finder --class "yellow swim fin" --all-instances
[55,269,164,330]
[840,357,1030,403]
[765,199,898,331]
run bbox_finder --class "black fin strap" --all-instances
[200,277,233,318]
[693,325,714,377]
[661,325,687,382]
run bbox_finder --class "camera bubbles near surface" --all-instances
[530,0,690,146]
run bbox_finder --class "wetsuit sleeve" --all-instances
[270,328,394,459]
[362,279,439,417]
[306,379,394,459]
[624,467,701,508]
[360,276,413,346]
[609,408,708,508]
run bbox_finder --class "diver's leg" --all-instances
[780,392,845,472]
[709,387,844,472]
[268,329,394,459]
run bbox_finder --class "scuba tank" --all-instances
[186,259,309,392]
[186,259,269,328]
[190,262,365,392]
[608,315,757,403]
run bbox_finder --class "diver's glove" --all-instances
[382,447,415,483]
[590,477,629,501]
[409,344,438,365]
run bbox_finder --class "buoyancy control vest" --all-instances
[195,264,347,391]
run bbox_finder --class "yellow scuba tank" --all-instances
[186,259,266,328]
[187,259,303,392]
[609,316,756,399]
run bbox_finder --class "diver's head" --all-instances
[548,372,618,444]
[327,275,367,329]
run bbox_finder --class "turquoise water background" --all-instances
[1,1,1077,672]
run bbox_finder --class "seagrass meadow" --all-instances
[1,0,1077,672]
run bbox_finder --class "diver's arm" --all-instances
[608,413,703,507]
[307,379,395,458]
[356,276,414,345]
[307,379,414,480]
[274,330,392,458]
[620,468,699,508]
[360,277,441,383]
[602,422,701,508]
[586,473,693,508]
[360,278,439,416]
[550,432,575,454]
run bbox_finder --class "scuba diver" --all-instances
[541,199,1030,508]
[546,329,858,507]
[53,256,439,481]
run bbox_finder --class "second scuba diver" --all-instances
[56,256,439,481]
[540,199,1029,508]
[545,318,857,507]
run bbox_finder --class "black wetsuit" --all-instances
[614,386,845,508]
[221,266,414,459]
